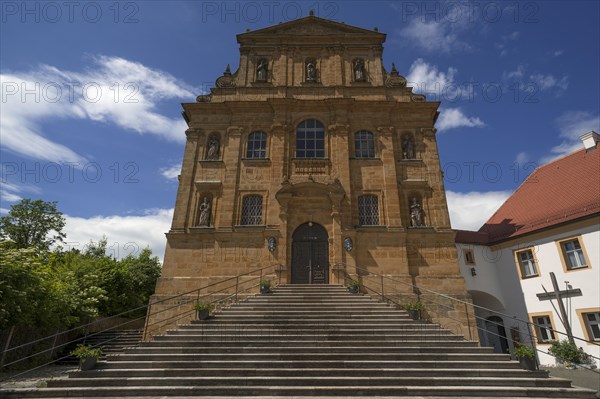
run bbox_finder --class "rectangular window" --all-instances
[358,195,379,225]
[533,315,555,343]
[516,249,538,278]
[246,132,267,159]
[583,312,600,341]
[241,195,263,225]
[464,249,475,265]
[560,238,588,270]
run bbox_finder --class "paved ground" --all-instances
[542,366,600,393]
[0,364,75,388]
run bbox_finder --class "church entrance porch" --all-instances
[291,222,329,284]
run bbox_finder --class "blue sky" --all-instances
[1,1,599,260]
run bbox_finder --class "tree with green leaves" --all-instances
[0,199,66,250]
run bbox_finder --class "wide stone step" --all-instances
[47,375,573,388]
[167,327,452,335]
[140,339,480,347]
[99,359,522,369]
[71,367,550,379]
[107,353,510,362]
[4,385,595,398]
[128,345,494,354]
[153,334,463,341]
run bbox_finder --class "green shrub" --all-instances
[548,340,586,364]
[70,344,102,359]
[514,344,535,359]
[403,301,424,311]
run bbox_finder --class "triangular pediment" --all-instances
[238,15,385,43]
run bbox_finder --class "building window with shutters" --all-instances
[240,195,263,225]
[358,195,379,226]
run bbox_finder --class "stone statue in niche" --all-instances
[410,197,425,227]
[306,60,316,81]
[402,135,415,159]
[198,197,212,227]
[206,136,220,160]
[256,59,267,82]
[353,59,366,82]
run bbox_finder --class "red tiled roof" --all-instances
[476,144,600,243]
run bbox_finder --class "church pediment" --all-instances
[237,15,385,44]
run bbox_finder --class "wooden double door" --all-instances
[291,223,329,284]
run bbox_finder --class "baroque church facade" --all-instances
[146,15,473,336]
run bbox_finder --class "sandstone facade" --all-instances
[145,15,475,340]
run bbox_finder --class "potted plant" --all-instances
[514,344,537,371]
[259,279,271,294]
[346,279,360,294]
[548,339,585,369]
[70,344,102,371]
[403,301,424,320]
[194,302,213,320]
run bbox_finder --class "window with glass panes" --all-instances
[584,312,600,341]
[246,132,267,159]
[561,239,587,269]
[296,120,325,158]
[534,315,555,342]
[354,130,375,158]
[518,250,538,277]
[240,195,263,225]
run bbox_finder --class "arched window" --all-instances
[354,130,375,158]
[358,195,379,225]
[246,131,267,159]
[296,119,325,158]
[241,195,263,225]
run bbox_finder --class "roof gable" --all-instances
[237,15,385,43]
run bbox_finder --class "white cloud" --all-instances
[437,108,485,130]
[446,191,511,231]
[541,111,600,162]
[398,19,471,54]
[1,56,195,163]
[529,73,568,92]
[515,152,529,165]
[160,164,181,181]
[406,59,458,97]
[63,208,173,261]
[0,180,42,204]
[502,64,526,80]
[553,50,564,57]
[495,31,519,56]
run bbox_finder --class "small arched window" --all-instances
[246,131,267,159]
[241,195,263,225]
[358,195,379,225]
[296,119,325,158]
[354,130,375,158]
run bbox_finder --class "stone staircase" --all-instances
[1,284,596,398]
[56,329,143,365]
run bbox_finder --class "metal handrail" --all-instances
[337,262,600,373]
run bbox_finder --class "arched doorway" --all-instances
[291,222,329,284]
